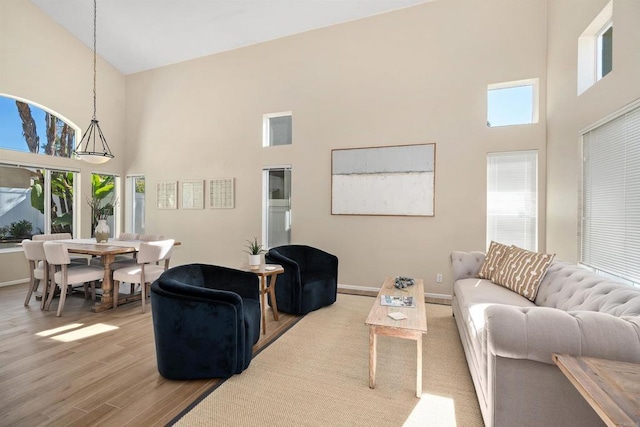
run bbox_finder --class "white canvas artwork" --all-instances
[331,144,435,216]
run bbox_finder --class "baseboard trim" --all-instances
[338,283,452,305]
[0,279,27,288]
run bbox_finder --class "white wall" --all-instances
[546,0,640,260]
[125,0,548,294]
[0,0,126,284]
[12,0,632,294]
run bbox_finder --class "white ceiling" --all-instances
[30,0,431,75]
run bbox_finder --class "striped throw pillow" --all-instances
[477,241,511,281]
[493,246,555,301]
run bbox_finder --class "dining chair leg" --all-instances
[140,269,147,314]
[40,266,49,310]
[113,280,120,308]
[44,265,56,311]
[83,283,89,299]
[141,282,151,313]
[24,261,38,306]
[91,281,96,301]
[24,279,39,306]
[56,270,68,317]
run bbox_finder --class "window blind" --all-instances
[581,104,640,283]
[486,151,538,251]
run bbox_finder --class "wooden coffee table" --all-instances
[365,277,427,398]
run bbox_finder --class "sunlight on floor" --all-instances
[403,393,457,427]
[37,323,119,342]
[35,323,84,337]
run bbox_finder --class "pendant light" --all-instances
[75,0,114,164]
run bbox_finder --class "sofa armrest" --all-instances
[486,305,640,365]
[450,251,486,281]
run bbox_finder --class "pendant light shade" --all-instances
[76,119,113,164]
[75,0,114,164]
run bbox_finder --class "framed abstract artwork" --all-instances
[331,143,435,216]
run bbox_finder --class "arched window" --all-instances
[0,94,78,158]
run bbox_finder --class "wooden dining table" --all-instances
[57,238,180,313]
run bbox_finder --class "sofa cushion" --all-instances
[477,241,509,281]
[493,246,555,301]
[453,277,536,403]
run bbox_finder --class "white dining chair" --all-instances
[139,234,164,242]
[112,239,174,313]
[90,232,141,267]
[33,233,89,265]
[22,239,48,308]
[42,241,105,317]
[115,232,139,241]
[32,233,73,241]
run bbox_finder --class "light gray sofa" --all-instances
[451,251,640,427]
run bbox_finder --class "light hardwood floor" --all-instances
[0,282,299,426]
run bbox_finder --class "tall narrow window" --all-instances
[126,176,145,234]
[486,151,538,251]
[0,164,77,249]
[581,102,640,285]
[50,169,77,235]
[263,112,292,147]
[262,167,291,248]
[91,173,118,238]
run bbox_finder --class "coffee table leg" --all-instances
[416,334,423,398]
[369,327,377,388]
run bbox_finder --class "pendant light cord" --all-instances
[92,0,97,120]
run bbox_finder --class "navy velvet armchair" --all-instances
[150,264,261,380]
[265,245,338,315]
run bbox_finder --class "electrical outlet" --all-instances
[436,273,443,283]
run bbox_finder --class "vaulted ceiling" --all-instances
[30,0,431,75]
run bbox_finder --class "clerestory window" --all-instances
[0,95,78,157]
[577,1,613,95]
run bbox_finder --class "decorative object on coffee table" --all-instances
[244,237,266,270]
[394,276,415,289]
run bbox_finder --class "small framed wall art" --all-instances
[156,181,177,209]
[210,177,235,209]
[181,180,205,209]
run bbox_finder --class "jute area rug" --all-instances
[175,294,483,426]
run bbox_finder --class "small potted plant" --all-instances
[244,237,266,269]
